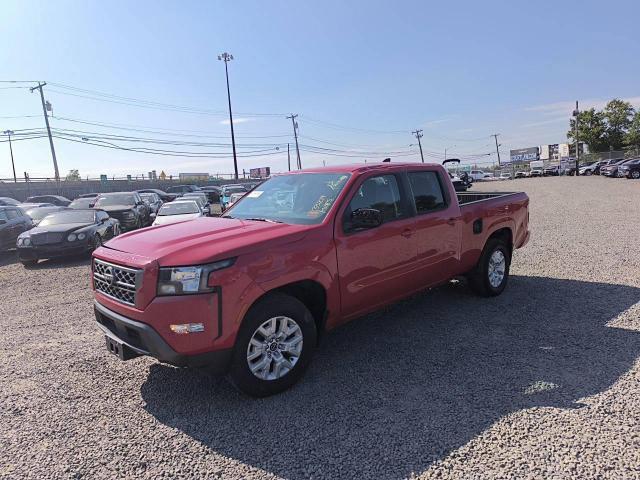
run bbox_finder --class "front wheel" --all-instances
[91,234,102,252]
[632,170,640,180]
[585,170,592,176]
[468,238,511,297]
[228,293,317,397]
[20,259,38,268]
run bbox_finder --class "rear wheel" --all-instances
[585,170,593,176]
[632,170,640,179]
[228,293,317,397]
[468,238,511,297]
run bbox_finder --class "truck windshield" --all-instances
[223,173,350,225]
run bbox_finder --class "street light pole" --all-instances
[2,130,16,183]
[218,52,239,180]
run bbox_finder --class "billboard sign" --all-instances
[249,167,271,179]
[508,147,539,165]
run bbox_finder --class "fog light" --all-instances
[170,323,205,334]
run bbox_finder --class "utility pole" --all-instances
[2,130,16,183]
[573,101,580,177]
[30,82,60,182]
[491,134,501,166]
[287,143,291,171]
[287,114,301,169]
[411,129,424,162]
[218,52,239,180]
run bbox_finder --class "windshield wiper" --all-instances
[244,217,283,223]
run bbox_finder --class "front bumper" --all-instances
[94,300,232,373]
[17,242,89,260]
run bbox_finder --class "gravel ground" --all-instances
[0,176,639,480]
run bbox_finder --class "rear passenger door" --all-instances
[407,169,462,286]
[334,172,417,318]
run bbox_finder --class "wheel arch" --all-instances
[245,280,328,343]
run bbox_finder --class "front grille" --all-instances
[93,259,141,306]
[31,232,65,245]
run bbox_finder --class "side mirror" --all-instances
[349,208,383,230]
[150,213,157,219]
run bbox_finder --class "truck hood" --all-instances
[103,216,310,266]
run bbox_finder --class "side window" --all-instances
[0,210,8,221]
[6,209,19,220]
[408,171,447,214]
[97,211,108,222]
[344,174,405,231]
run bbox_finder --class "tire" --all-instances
[632,170,640,180]
[585,170,592,176]
[468,237,511,297]
[228,293,317,397]
[20,259,38,268]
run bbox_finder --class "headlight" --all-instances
[17,238,23,246]
[24,237,31,246]
[157,258,236,296]
[77,233,86,240]
[67,234,77,242]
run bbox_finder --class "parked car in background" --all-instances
[18,202,54,209]
[600,158,628,177]
[152,199,205,226]
[174,196,209,216]
[69,197,96,209]
[24,206,66,226]
[578,162,597,175]
[499,172,512,180]
[166,185,200,198]
[613,158,637,177]
[92,162,530,396]
[469,170,491,181]
[25,195,71,207]
[136,188,174,203]
[198,186,221,203]
[514,171,527,179]
[77,193,100,199]
[17,209,119,266]
[93,192,150,231]
[0,206,32,252]
[619,158,640,179]
[543,166,560,176]
[227,192,246,209]
[530,168,543,177]
[139,192,163,215]
[220,184,248,211]
[0,197,21,206]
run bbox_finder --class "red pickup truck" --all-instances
[92,163,529,396]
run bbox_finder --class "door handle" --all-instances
[446,218,457,226]
[401,228,413,238]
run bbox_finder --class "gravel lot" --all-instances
[1,176,639,479]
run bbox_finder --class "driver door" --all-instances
[334,172,417,320]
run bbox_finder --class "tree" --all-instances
[624,111,640,149]
[65,169,81,181]
[567,108,607,152]
[603,99,634,150]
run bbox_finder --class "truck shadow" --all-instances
[141,276,640,479]
[0,251,18,267]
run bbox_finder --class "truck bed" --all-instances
[456,191,520,205]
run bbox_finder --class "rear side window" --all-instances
[408,171,447,213]
[0,210,8,221]
[346,174,405,226]
[6,209,20,220]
